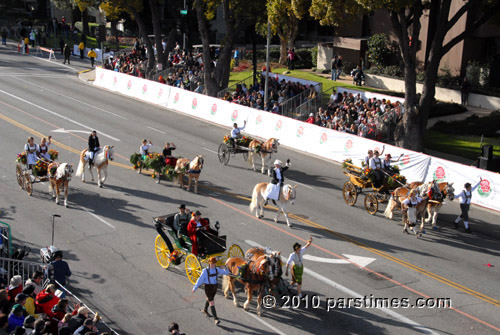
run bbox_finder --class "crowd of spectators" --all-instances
[304,90,404,141]
[0,254,109,335]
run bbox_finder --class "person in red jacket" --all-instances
[7,276,23,303]
[305,113,315,124]
[35,284,60,317]
[187,211,209,256]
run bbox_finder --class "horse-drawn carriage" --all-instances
[130,152,178,184]
[153,213,244,284]
[16,152,57,196]
[217,135,252,165]
[342,160,406,215]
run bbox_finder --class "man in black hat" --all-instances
[173,204,190,237]
[285,236,312,298]
[51,250,71,292]
[454,178,481,233]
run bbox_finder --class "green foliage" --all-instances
[311,46,318,67]
[342,61,356,74]
[294,48,314,69]
[429,102,467,118]
[367,33,392,67]
[436,68,461,89]
[431,111,500,137]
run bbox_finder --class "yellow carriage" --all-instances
[153,214,244,284]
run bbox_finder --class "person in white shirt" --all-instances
[401,190,423,234]
[285,237,312,298]
[24,137,40,169]
[139,139,152,157]
[454,179,481,233]
[39,136,52,161]
[229,120,246,147]
[192,257,230,325]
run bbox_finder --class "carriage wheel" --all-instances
[228,244,244,259]
[343,181,357,206]
[24,173,33,196]
[242,151,248,161]
[364,194,378,215]
[218,143,231,165]
[185,254,202,285]
[16,164,24,189]
[155,235,171,269]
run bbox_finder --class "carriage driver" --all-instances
[140,139,152,158]
[286,237,312,298]
[401,190,423,234]
[173,204,190,237]
[369,150,384,187]
[39,136,52,161]
[230,120,247,147]
[25,137,40,169]
[88,131,100,167]
[192,257,230,326]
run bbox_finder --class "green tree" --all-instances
[310,0,500,151]
[100,0,125,50]
[74,0,94,35]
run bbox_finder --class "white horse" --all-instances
[248,138,280,175]
[249,182,296,227]
[48,162,74,207]
[75,146,114,187]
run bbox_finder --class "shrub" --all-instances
[342,61,356,75]
[431,112,500,137]
[311,46,318,67]
[294,48,314,69]
[367,33,392,67]
[429,102,467,118]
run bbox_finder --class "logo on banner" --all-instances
[127,80,132,90]
[296,125,304,138]
[210,103,217,115]
[402,155,410,165]
[320,133,328,144]
[275,120,282,131]
[158,88,164,99]
[99,72,104,80]
[173,92,180,104]
[192,98,198,110]
[231,110,238,122]
[113,76,117,87]
[142,84,148,94]
[477,179,492,198]
[256,115,262,125]
[344,139,353,152]
[433,166,446,182]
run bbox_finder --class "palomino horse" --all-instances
[248,138,279,175]
[223,255,270,316]
[48,162,74,207]
[75,146,114,187]
[249,183,297,227]
[245,248,285,298]
[174,155,204,193]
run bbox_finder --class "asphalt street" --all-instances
[1,45,500,335]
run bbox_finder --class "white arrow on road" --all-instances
[52,128,93,134]
[245,240,376,268]
[303,254,376,268]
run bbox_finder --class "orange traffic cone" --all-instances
[18,43,20,52]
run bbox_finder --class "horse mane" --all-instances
[56,163,68,180]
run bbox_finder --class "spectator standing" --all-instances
[50,250,71,289]
[23,315,36,335]
[35,284,59,317]
[87,48,97,68]
[25,272,43,295]
[8,304,25,332]
[331,55,338,81]
[73,318,96,335]
[285,237,312,298]
[233,48,239,66]
[80,33,87,48]
[336,55,343,79]
[29,30,35,47]
[1,30,7,46]
[24,36,29,53]
[78,41,84,59]
[68,307,89,333]
[7,276,23,303]
[0,290,11,315]
[21,286,38,318]
[460,77,471,105]
[63,44,71,64]
[59,37,65,55]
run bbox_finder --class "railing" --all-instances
[295,96,321,121]
[217,74,254,99]
[0,257,46,286]
[280,83,322,120]
[0,222,12,257]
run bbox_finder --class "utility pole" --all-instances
[264,19,270,107]
[183,0,187,50]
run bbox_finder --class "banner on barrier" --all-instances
[92,68,500,212]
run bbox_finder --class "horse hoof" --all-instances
[287,223,292,228]
[274,219,278,223]
[99,184,103,188]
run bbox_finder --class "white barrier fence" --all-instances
[93,67,499,212]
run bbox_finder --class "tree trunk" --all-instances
[195,0,218,95]
[149,0,165,70]
[279,35,287,65]
[129,6,155,73]
[81,8,90,35]
[111,20,118,51]
[163,30,176,67]
[252,28,257,87]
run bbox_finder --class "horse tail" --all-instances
[222,274,229,292]
[75,158,84,177]
[384,196,395,219]
[248,149,254,167]
[249,184,260,214]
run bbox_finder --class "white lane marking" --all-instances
[146,126,166,134]
[14,77,128,120]
[245,240,437,335]
[303,254,376,268]
[0,89,120,142]
[0,74,68,78]
[203,147,218,154]
[52,128,92,134]
[246,312,288,335]
[35,56,78,71]
[80,207,115,229]
[287,179,314,190]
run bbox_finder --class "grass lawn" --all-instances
[424,130,500,160]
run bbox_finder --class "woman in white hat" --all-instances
[265,158,291,204]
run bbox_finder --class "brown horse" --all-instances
[48,162,74,207]
[248,138,279,175]
[223,255,270,316]
[75,146,114,187]
[249,182,297,227]
[245,248,283,296]
[401,196,429,237]
[174,155,204,193]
